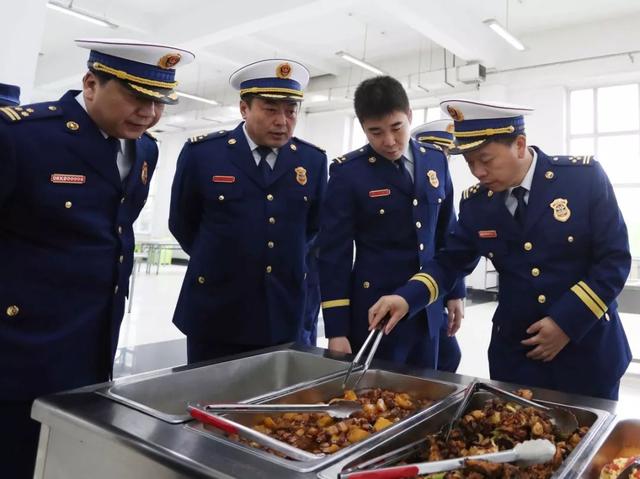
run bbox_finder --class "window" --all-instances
[569,84,640,276]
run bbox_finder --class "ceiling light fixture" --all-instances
[483,19,525,51]
[46,1,118,28]
[175,91,219,106]
[335,51,385,75]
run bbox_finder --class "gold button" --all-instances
[269,217,276,224]
[437,198,443,204]
[303,196,308,202]
[524,242,533,251]
[218,195,225,201]
[267,194,274,201]
[363,281,370,289]
[538,295,546,304]
[66,121,79,131]
[118,226,123,235]
[419,243,425,251]
[531,267,540,277]
[114,285,119,295]
[197,276,205,284]
[119,255,124,264]
[266,266,272,273]
[228,138,237,145]
[545,171,555,180]
[416,221,422,229]
[368,156,376,164]
[567,236,574,243]
[488,252,494,259]
[64,201,72,209]
[419,147,426,153]
[290,144,297,151]
[379,209,385,215]
[121,196,126,204]
[413,199,418,206]
[6,305,19,317]
[48,105,57,111]
[487,191,494,197]
[267,241,275,248]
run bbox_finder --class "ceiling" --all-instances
[33,0,640,133]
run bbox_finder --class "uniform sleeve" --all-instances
[0,127,17,208]
[395,196,480,318]
[548,162,631,343]
[317,165,355,338]
[168,143,202,255]
[436,158,467,301]
[306,153,328,248]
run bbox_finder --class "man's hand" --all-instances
[368,295,409,335]
[521,316,570,362]
[446,298,464,336]
[328,336,352,354]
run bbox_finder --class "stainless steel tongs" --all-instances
[341,315,389,390]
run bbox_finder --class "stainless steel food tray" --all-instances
[97,349,350,423]
[576,418,640,478]
[187,369,463,472]
[318,390,612,479]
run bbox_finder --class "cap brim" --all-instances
[449,138,489,155]
[125,82,178,105]
[246,92,303,102]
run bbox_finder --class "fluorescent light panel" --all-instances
[46,1,118,28]
[484,19,525,51]
[175,91,219,106]
[335,51,385,75]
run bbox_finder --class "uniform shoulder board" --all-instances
[461,182,486,201]
[0,102,62,124]
[420,142,443,152]
[293,136,325,153]
[188,130,228,144]
[550,155,595,166]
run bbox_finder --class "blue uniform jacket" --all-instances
[169,123,328,345]
[317,140,465,360]
[0,90,158,400]
[396,147,632,397]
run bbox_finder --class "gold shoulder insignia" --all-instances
[0,106,22,122]
[189,130,228,144]
[461,183,484,200]
[293,136,326,153]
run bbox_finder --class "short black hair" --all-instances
[240,93,258,106]
[87,66,114,86]
[485,133,523,147]
[353,76,410,122]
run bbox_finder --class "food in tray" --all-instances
[231,388,434,455]
[600,456,640,479]
[409,390,589,478]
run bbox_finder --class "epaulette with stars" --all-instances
[332,146,368,166]
[461,182,487,201]
[188,129,228,144]
[0,102,62,124]
[293,136,325,153]
[549,155,595,166]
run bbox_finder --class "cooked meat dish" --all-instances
[229,388,434,455]
[600,456,640,479]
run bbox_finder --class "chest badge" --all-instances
[549,198,571,222]
[295,166,307,186]
[141,161,149,186]
[427,170,439,188]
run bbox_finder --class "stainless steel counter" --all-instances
[31,344,622,479]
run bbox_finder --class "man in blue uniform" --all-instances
[370,99,632,400]
[169,59,328,363]
[317,76,464,368]
[411,119,463,373]
[0,82,20,106]
[0,38,193,478]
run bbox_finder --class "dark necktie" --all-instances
[396,155,413,188]
[256,145,273,183]
[512,186,528,227]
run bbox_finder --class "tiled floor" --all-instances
[116,263,640,416]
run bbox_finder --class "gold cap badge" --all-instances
[550,198,571,222]
[276,62,292,79]
[447,105,464,121]
[427,170,439,188]
[157,53,182,69]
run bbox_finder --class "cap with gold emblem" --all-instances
[75,38,195,105]
[0,83,20,107]
[229,59,310,101]
[411,119,455,149]
[440,99,533,153]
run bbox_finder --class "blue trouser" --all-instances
[1,400,41,479]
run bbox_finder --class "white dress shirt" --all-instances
[505,148,538,216]
[243,124,279,169]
